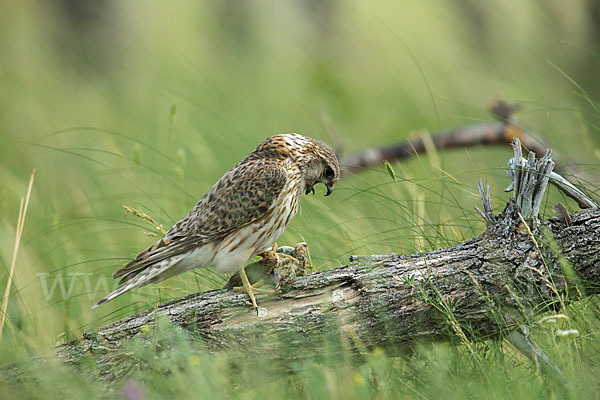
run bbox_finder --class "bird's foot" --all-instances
[233,279,275,295]
[234,268,274,313]
[224,243,311,309]
[256,243,280,271]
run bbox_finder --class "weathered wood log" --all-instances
[3,140,599,385]
[29,203,594,383]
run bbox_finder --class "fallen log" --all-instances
[43,206,599,383]
[28,141,600,382]
[2,140,599,385]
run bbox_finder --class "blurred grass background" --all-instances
[1,1,600,398]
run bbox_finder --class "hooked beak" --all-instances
[305,185,315,195]
[325,184,334,197]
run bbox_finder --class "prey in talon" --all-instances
[224,242,311,294]
[269,243,311,290]
[93,133,339,313]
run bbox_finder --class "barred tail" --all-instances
[91,281,140,309]
[91,257,182,309]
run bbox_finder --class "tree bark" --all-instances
[3,137,599,385]
[34,203,597,382]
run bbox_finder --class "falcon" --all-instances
[93,133,340,310]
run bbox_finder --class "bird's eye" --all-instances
[324,167,334,178]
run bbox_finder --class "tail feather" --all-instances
[92,257,182,309]
[91,282,139,309]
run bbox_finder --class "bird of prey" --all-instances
[93,133,340,310]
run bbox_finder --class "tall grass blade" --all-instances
[0,169,35,339]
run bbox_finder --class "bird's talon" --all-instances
[256,307,268,317]
[233,280,274,294]
[235,268,275,312]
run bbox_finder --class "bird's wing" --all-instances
[113,157,288,283]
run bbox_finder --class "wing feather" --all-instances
[113,157,287,282]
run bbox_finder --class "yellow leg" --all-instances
[237,267,258,310]
[234,267,275,311]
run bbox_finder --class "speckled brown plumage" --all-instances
[93,133,339,308]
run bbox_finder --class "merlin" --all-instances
[93,133,340,310]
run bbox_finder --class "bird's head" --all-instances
[254,133,340,195]
[279,133,340,196]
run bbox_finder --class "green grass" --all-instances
[1,1,600,398]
